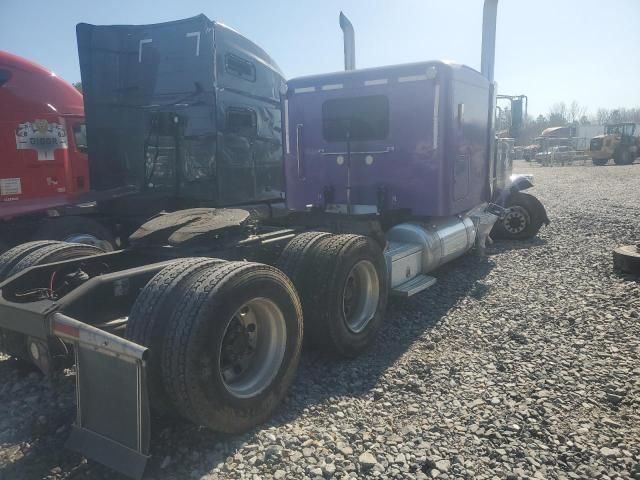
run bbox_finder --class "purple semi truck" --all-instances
[0,1,548,478]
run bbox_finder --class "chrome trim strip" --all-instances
[398,74,428,83]
[296,124,304,178]
[293,86,316,94]
[364,79,388,86]
[319,146,394,156]
[284,99,290,154]
[433,84,440,150]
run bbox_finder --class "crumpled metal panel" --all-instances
[77,15,216,192]
[77,15,285,206]
[213,22,285,206]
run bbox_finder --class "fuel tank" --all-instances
[384,216,477,293]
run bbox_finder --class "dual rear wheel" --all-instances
[0,232,387,434]
[127,232,387,432]
[277,233,388,357]
[126,260,303,432]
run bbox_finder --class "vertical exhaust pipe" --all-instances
[339,12,356,71]
[480,0,498,83]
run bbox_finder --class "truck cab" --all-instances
[284,61,492,217]
[0,51,89,219]
[76,15,286,210]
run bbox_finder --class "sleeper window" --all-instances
[322,95,389,142]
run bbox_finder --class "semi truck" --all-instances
[0,45,286,253]
[0,2,549,478]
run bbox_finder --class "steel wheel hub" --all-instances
[219,297,286,398]
[503,207,530,234]
[342,260,379,333]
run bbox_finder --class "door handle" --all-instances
[318,146,395,155]
[296,124,304,178]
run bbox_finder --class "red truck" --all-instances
[0,51,115,251]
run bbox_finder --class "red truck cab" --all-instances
[0,50,89,219]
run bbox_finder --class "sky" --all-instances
[1,0,638,117]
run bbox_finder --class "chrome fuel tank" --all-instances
[386,216,476,279]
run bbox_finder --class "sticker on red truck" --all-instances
[15,119,68,160]
[0,177,22,196]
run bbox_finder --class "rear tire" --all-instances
[592,158,609,166]
[0,241,62,281]
[8,242,104,278]
[277,231,331,285]
[613,245,640,274]
[492,192,546,240]
[125,257,226,415]
[33,216,116,251]
[161,262,303,433]
[299,234,388,357]
[613,149,633,166]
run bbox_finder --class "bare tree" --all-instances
[548,102,567,126]
[609,109,622,124]
[568,100,586,124]
[615,108,640,123]
[595,108,611,125]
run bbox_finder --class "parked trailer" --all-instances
[0,1,549,478]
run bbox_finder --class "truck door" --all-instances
[450,79,490,207]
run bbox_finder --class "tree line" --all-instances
[506,101,640,145]
[542,101,640,127]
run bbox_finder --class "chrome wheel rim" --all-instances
[503,207,530,234]
[219,297,287,399]
[64,233,113,251]
[342,260,380,333]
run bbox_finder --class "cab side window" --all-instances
[226,108,257,138]
[225,54,256,82]
[73,124,88,153]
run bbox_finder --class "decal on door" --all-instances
[0,178,22,196]
[15,119,68,160]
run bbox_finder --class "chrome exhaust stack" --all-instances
[480,0,498,82]
[339,12,356,71]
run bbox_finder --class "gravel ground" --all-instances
[0,160,638,480]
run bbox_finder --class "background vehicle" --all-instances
[0,52,108,249]
[589,122,639,166]
[0,2,548,478]
[535,144,577,166]
[0,31,286,253]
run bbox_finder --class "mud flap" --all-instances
[51,313,150,480]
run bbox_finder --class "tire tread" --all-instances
[0,241,62,281]
[125,257,226,413]
[161,262,302,430]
